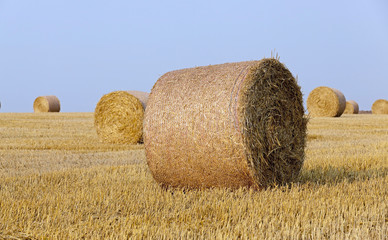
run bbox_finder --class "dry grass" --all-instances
[0,113,387,239]
[0,113,143,177]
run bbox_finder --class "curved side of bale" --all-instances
[144,58,307,189]
[372,99,388,114]
[344,100,359,114]
[94,91,149,144]
[307,87,346,117]
[33,95,60,112]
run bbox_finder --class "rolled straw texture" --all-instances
[343,100,359,114]
[33,95,60,112]
[371,99,388,114]
[307,87,346,117]
[144,58,307,189]
[94,91,149,144]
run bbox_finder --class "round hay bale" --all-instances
[343,100,359,114]
[371,99,388,114]
[33,95,60,112]
[94,90,149,144]
[306,87,346,117]
[144,58,307,189]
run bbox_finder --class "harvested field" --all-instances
[0,113,387,239]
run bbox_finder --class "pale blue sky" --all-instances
[1,0,387,112]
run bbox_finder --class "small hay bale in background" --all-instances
[371,99,388,114]
[33,95,61,112]
[94,91,149,144]
[307,86,346,117]
[144,58,307,189]
[343,100,359,114]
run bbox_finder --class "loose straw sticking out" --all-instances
[307,87,346,117]
[344,100,359,114]
[144,58,307,189]
[372,99,388,114]
[94,91,149,144]
[33,95,61,112]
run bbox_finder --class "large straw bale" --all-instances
[343,100,359,114]
[94,91,149,144]
[33,95,60,112]
[371,99,388,114]
[144,58,307,189]
[307,87,346,117]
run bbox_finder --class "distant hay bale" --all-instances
[371,99,388,114]
[33,95,60,112]
[94,90,149,144]
[344,100,359,114]
[144,58,307,189]
[307,87,346,117]
[359,110,372,114]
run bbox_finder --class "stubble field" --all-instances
[0,113,387,239]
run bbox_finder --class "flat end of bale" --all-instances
[240,58,307,188]
[94,91,145,144]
